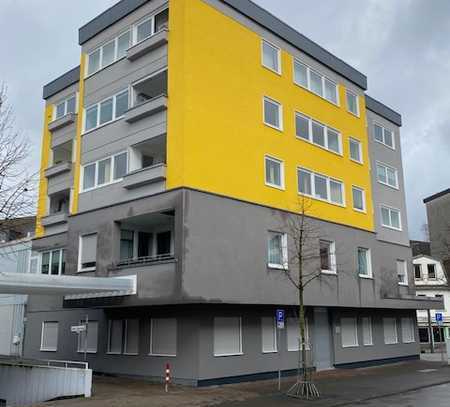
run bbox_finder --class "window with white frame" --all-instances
[362,317,373,346]
[84,89,129,132]
[298,168,344,206]
[265,156,284,189]
[261,40,281,73]
[374,123,395,149]
[29,255,39,274]
[397,259,408,285]
[41,322,59,352]
[295,112,341,154]
[376,162,398,189]
[261,317,277,353]
[82,152,128,191]
[54,95,77,119]
[381,206,401,230]
[427,263,437,279]
[40,249,65,276]
[320,239,336,273]
[213,317,242,356]
[293,59,338,104]
[77,321,99,353]
[383,317,398,344]
[78,233,97,272]
[346,90,359,116]
[352,187,366,212]
[341,317,358,347]
[349,137,362,163]
[263,97,282,130]
[135,8,168,44]
[401,317,415,343]
[267,231,288,269]
[287,317,309,351]
[107,319,139,354]
[357,247,372,277]
[150,318,177,356]
[414,264,422,280]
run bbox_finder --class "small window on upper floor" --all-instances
[349,137,362,163]
[346,90,359,116]
[352,186,366,212]
[414,264,422,280]
[320,239,336,273]
[135,8,169,44]
[263,97,282,130]
[376,162,398,189]
[41,249,65,276]
[55,95,77,120]
[357,247,372,278]
[381,206,402,231]
[267,231,288,269]
[78,233,97,272]
[374,123,395,149]
[261,40,281,74]
[397,259,408,285]
[427,263,437,279]
[265,156,284,189]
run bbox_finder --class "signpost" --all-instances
[436,313,445,365]
[71,315,89,361]
[276,309,285,390]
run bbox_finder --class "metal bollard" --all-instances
[165,363,171,393]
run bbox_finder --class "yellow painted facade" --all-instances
[167,0,374,231]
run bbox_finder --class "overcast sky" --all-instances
[1,0,449,240]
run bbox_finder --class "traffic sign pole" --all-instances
[276,309,285,391]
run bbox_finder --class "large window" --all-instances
[349,137,362,163]
[287,317,309,351]
[295,112,341,154]
[383,317,398,344]
[298,168,344,206]
[82,152,128,192]
[381,206,401,230]
[376,162,398,189]
[341,317,358,348]
[265,156,284,189]
[107,319,139,355]
[267,231,288,269]
[293,59,338,104]
[120,230,135,260]
[84,90,129,132]
[263,97,283,130]
[401,317,415,343]
[41,322,59,352]
[397,260,408,285]
[41,249,65,276]
[346,90,359,116]
[352,187,366,212]
[54,95,77,119]
[78,233,97,272]
[150,318,177,356]
[77,321,99,353]
[374,123,395,149]
[261,40,281,74]
[357,247,372,278]
[261,317,277,353]
[320,239,336,273]
[362,317,373,346]
[213,317,242,357]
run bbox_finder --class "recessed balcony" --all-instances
[122,163,166,190]
[41,212,68,227]
[125,95,167,124]
[126,28,168,61]
[44,161,72,178]
[48,113,77,132]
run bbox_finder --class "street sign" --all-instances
[276,309,285,329]
[436,313,443,326]
[71,325,86,334]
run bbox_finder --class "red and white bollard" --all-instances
[165,363,171,393]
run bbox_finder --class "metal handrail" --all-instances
[0,356,88,370]
[115,253,175,268]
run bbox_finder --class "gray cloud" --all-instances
[1,0,448,240]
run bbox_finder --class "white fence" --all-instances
[0,358,92,406]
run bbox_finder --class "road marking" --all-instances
[417,369,438,373]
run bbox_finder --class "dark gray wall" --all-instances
[426,193,450,267]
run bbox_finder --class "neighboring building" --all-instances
[414,255,450,351]
[410,240,431,257]
[0,217,36,356]
[24,0,439,385]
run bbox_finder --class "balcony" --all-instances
[44,161,71,178]
[123,164,166,190]
[125,95,167,124]
[126,28,168,61]
[41,212,68,227]
[48,113,77,132]
[46,166,73,195]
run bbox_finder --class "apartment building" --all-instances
[24,0,439,385]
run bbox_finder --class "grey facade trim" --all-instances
[424,188,450,204]
[43,66,80,100]
[365,95,402,127]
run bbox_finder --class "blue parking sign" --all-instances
[276,309,285,329]
[436,312,443,325]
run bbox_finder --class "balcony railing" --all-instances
[114,253,175,269]
[41,212,68,227]
[124,94,167,124]
[48,113,77,132]
[122,163,166,189]
[44,161,72,178]
[127,28,168,61]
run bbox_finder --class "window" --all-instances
[293,59,338,105]
[261,317,277,353]
[107,319,139,354]
[213,317,242,356]
[87,30,131,76]
[287,317,309,351]
[156,231,172,256]
[265,156,284,189]
[40,249,65,276]
[83,90,129,132]
[341,317,358,347]
[78,233,97,272]
[427,263,437,279]
[376,163,398,189]
[397,260,408,285]
[77,321,98,353]
[374,123,395,149]
[357,248,372,277]
[346,90,359,116]
[268,231,288,269]
[120,230,134,260]
[82,152,128,192]
[383,317,398,344]
[419,327,429,343]
[124,319,139,354]
[414,264,422,280]
[262,40,280,73]
[349,138,362,163]
[433,326,445,343]
[362,317,373,346]
[381,206,401,230]
[320,239,336,273]
[295,112,342,154]
[298,168,344,206]
[150,318,177,356]
[263,97,282,130]
[401,317,415,343]
[135,8,168,44]
[54,95,76,119]
[41,322,58,352]
[107,320,123,354]
[352,187,366,212]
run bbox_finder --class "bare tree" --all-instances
[0,83,36,238]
